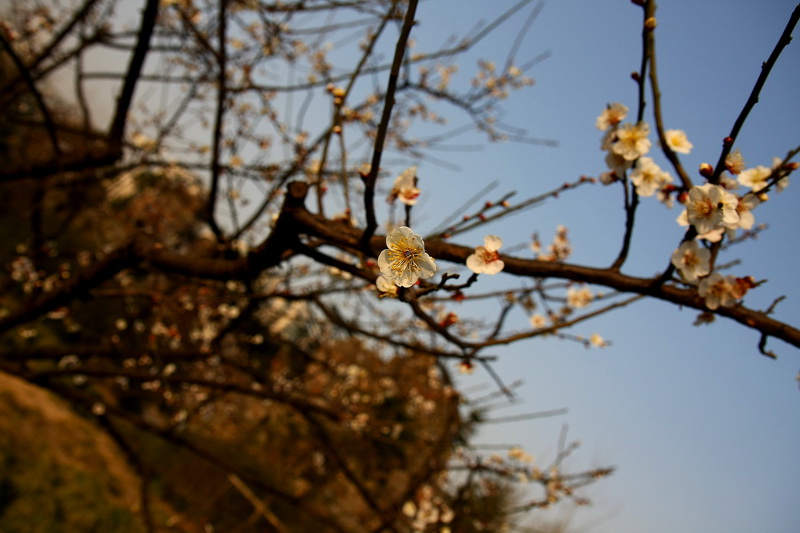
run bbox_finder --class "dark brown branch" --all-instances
[0,31,61,159]
[18,0,103,78]
[0,243,137,334]
[287,199,800,352]
[207,0,229,238]
[646,2,692,190]
[710,2,800,184]
[108,0,160,155]
[362,0,419,247]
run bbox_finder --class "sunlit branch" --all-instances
[288,192,800,352]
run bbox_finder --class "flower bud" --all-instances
[644,17,657,31]
[699,162,714,178]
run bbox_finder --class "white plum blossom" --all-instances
[589,333,607,348]
[677,183,739,235]
[698,272,738,310]
[131,132,157,151]
[630,156,673,197]
[376,275,398,298]
[725,148,746,175]
[466,235,505,275]
[530,314,547,329]
[378,226,437,287]
[771,157,791,191]
[457,360,475,374]
[730,193,759,230]
[611,122,651,161]
[664,129,693,154]
[596,102,628,130]
[737,165,771,192]
[670,241,711,283]
[718,173,740,191]
[566,285,593,309]
[599,150,631,184]
[387,166,421,205]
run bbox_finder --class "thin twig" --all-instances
[710,3,800,184]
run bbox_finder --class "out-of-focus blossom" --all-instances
[737,165,771,192]
[596,102,628,131]
[670,241,711,283]
[664,129,693,154]
[387,166,421,205]
[698,272,738,310]
[630,156,673,197]
[725,148,746,175]
[611,122,651,161]
[676,183,739,235]
[376,275,398,297]
[466,235,504,275]
[566,285,593,309]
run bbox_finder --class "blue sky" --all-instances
[402,1,800,532]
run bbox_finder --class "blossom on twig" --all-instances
[387,166,421,206]
[664,129,693,154]
[610,122,651,161]
[596,102,628,131]
[378,226,437,287]
[670,241,710,284]
[466,235,504,275]
[630,156,672,197]
[676,183,739,235]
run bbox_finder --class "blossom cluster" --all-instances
[594,103,796,310]
[596,103,680,204]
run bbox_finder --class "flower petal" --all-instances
[484,235,503,251]
[466,254,483,274]
[386,226,414,248]
[416,253,437,279]
[483,259,504,275]
[377,250,392,277]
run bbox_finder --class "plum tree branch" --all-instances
[711,2,800,184]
